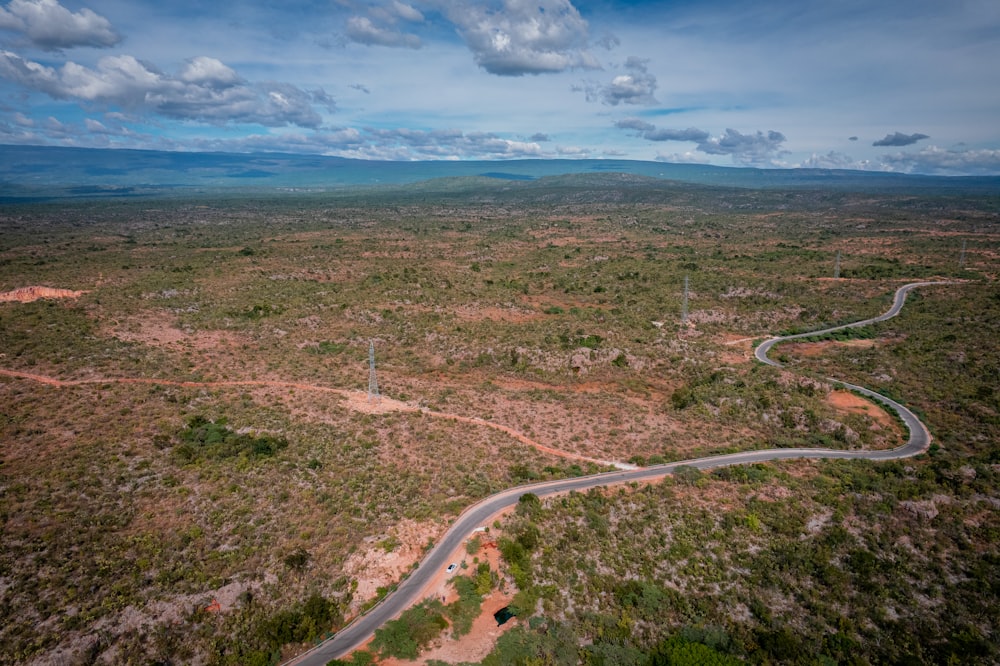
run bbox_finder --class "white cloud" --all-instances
[593,56,657,105]
[879,145,1000,175]
[618,120,788,167]
[343,0,425,48]
[0,109,152,147]
[555,144,590,156]
[615,118,709,142]
[178,125,550,161]
[872,131,930,147]
[0,0,120,50]
[189,128,366,155]
[0,50,326,127]
[697,128,788,166]
[346,15,421,48]
[83,117,106,132]
[799,150,864,170]
[655,151,709,164]
[389,0,424,23]
[177,56,243,88]
[364,126,545,158]
[443,0,598,76]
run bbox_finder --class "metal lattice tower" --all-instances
[834,250,841,279]
[681,274,689,326]
[368,340,380,403]
[959,239,967,268]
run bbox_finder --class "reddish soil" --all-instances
[782,338,877,358]
[0,369,623,469]
[107,311,244,350]
[827,389,896,429]
[0,286,87,302]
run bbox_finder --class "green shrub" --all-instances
[175,415,288,462]
[372,600,449,659]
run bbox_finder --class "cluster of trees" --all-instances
[172,415,289,462]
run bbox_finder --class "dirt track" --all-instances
[0,368,626,469]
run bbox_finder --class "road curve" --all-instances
[287,281,952,665]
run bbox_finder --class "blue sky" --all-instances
[1,0,999,174]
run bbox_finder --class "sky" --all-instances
[1,0,999,175]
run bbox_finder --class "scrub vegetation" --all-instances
[0,176,997,664]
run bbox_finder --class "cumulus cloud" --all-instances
[0,109,153,147]
[615,118,709,142]
[0,0,120,50]
[879,145,1000,176]
[0,50,325,127]
[594,56,657,105]
[621,122,788,166]
[698,128,788,166]
[444,0,598,76]
[872,131,929,147]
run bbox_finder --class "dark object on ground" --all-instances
[494,606,516,626]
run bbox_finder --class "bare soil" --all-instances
[0,285,87,302]
[782,338,877,358]
[107,309,245,350]
[827,389,896,430]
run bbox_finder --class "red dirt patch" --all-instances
[827,389,895,429]
[0,286,87,303]
[783,338,877,357]
[107,310,244,350]
[451,305,541,323]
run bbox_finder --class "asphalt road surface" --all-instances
[287,281,951,665]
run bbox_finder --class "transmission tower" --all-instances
[681,274,689,326]
[959,239,967,269]
[834,250,841,279]
[368,340,380,404]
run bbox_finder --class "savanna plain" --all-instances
[1,177,998,665]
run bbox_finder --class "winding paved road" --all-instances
[287,281,953,665]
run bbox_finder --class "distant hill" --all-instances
[2,144,998,201]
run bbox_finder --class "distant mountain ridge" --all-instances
[2,144,998,200]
